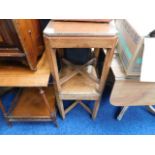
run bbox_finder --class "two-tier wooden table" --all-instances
[0,53,57,126]
[44,20,118,120]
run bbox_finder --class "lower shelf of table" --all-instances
[7,86,56,121]
[59,65,100,100]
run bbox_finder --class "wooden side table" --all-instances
[110,53,155,120]
[0,53,57,127]
[44,20,118,120]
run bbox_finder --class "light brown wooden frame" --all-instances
[44,35,117,120]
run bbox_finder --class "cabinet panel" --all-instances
[0,19,44,70]
[0,19,22,49]
[13,19,44,70]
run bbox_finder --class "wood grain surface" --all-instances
[110,54,155,106]
[59,64,99,100]
[11,86,55,118]
[0,53,50,87]
[44,20,117,36]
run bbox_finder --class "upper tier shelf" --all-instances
[0,53,50,87]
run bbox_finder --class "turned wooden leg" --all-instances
[39,88,59,126]
[39,88,51,112]
[92,100,100,120]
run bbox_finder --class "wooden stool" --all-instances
[44,20,118,119]
[0,53,57,127]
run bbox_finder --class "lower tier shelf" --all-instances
[59,65,100,100]
[7,86,56,122]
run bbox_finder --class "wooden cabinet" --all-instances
[0,19,44,70]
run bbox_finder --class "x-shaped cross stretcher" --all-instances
[59,57,100,115]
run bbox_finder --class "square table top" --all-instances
[43,20,117,37]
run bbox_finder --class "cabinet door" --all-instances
[0,19,22,49]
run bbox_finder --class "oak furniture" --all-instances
[0,19,44,70]
[0,53,57,126]
[44,20,118,119]
[110,53,155,120]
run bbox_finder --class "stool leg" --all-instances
[117,106,129,121]
[92,100,100,120]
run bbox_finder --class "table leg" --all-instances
[55,94,65,120]
[93,47,116,119]
[117,106,129,121]
[50,49,65,119]
[45,38,65,119]
[39,88,58,127]
[92,100,100,120]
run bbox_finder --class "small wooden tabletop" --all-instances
[43,20,117,37]
[0,53,50,87]
[110,54,155,106]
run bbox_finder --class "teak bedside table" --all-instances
[44,20,118,120]
[0,53,57,127]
